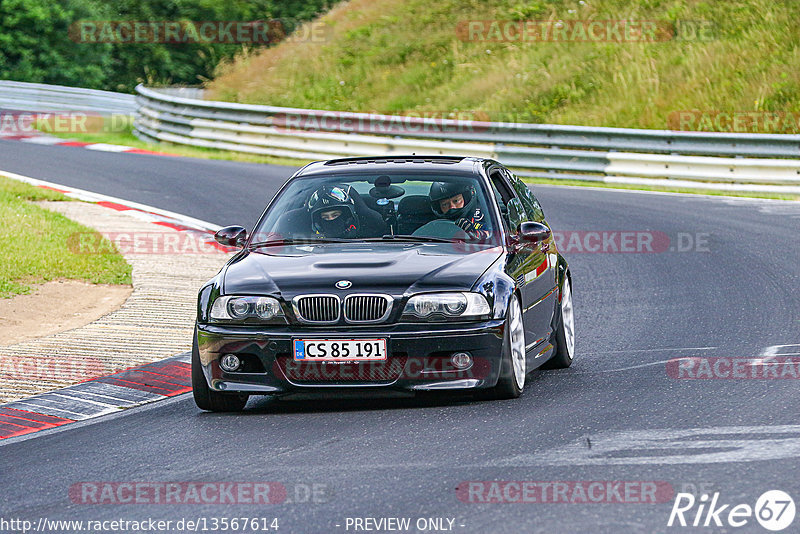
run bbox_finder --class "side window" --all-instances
[506,169,545,221]
[489,169,525,232]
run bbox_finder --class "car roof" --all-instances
[295,155,490,178]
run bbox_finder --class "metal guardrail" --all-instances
[133,84,800,193]
[134,85,800,157]
[0,81,136,115]
[0,80,796,192]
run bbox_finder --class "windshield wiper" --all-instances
[248,237,350,248]
[360,235,455,244]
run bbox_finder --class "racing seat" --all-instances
[350,188,388,237]
[272,191,387,238]
[397,195,437,235]
[361,195,381,214]
[272,207,311,239]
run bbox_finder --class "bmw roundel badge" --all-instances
[335,280,352,290]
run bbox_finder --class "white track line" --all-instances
[0,169,221,233]
[20,136,64,145]
[84,143,139,152]
[581,346,718,355]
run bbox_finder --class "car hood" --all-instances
[222,242,502,297]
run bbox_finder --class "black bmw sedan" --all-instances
[192,156,574,411]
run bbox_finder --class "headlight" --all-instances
[402,292,491,321]
[210,296,284,322]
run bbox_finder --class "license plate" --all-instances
[293,338,387,361]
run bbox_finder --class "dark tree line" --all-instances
[0,0,334,92]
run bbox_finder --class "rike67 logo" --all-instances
[668,490,795,531]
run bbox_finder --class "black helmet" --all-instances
[429,180,477,220]
[307,184,359,237]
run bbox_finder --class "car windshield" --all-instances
[250,173,500,246]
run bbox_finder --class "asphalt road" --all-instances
[2,141,800,533]
[0,140,290,229]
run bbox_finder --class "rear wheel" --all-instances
[485,295,526,400]
[543,277,575,369]
[192,330,249,412]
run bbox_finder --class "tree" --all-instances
[0,0,112,88]
[0,0,336,92]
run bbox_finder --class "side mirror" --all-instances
[214,225,247,247]
[518,221,551,245]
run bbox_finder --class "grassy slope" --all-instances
[208,0,800,131]
[0,178,132,298]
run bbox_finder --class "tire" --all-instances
[192,330,249,412]
[542,276,575,369]
[485,294,526,400]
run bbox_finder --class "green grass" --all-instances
[522,177,800,201]
[208,0,800,132]
[0,177,132,298]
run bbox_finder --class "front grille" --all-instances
[276,355,407,384]
[344,295,392,323]
[293,295,340,323]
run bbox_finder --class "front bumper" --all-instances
[195,320,506,394]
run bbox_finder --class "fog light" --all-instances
[220,354,241,372]
[451,352,472,369]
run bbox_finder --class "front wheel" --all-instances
[192,330,249,412]
[484,295,526,400]
[543,276,575,369]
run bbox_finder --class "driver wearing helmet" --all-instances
[429,181,492,240]
[307,184,360,238]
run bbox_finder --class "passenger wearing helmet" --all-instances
[307,184,360,238]
[429,181,492,240]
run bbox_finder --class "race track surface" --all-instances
[2,141,799,533]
